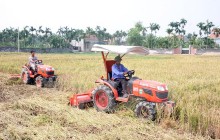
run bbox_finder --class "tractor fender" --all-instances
[22,66,32,75]
[22,65,29,71]
[95,79,119,98]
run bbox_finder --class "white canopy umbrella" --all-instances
[92,44,149,55]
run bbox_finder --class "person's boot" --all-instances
[122,93,128,98]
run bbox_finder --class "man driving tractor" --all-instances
[29,50,38,73]
[112,55,129,98]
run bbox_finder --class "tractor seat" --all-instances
[108,71,112,80]
[107,71,118,88]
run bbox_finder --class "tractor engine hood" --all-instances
[139,80,168,92]
[37,65,55,77]
[37,65,55,71]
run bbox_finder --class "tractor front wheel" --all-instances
[92,85,115,113]
[36,76,44,88]
[134,101,156,121]
[21,70,31,84]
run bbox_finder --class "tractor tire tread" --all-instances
[134,101,156,121]
[21,69,32,84]
[36,76,44,88]
[92,85,115,113]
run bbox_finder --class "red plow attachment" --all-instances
[10,74,21,78]
[69,89,94,109]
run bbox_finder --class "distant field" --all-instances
[0,52,219,139]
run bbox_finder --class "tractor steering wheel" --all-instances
[124,70,135,80]
[35,60,43,65]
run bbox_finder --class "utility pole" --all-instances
[17,27,20,52]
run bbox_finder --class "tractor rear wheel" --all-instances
[36,76,44,88]
[134,101,156,121]
[21,70,32,84]
[92,85,115,113]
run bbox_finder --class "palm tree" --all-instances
[95,26,102,42]
[86,27,95,36]
[170,19,187,47]
[113,30,120,45]
[153,23,160,35]
[205,20,215,48]
[104,32,112,44]
[0,32,3,42]
[3,27,20,46]
[75,29,85,41]
[206,20,215,35]
[141,27,147,36]
[95,26,110,43]
[38,26,44,36]
[169,22,175,29]
[29,26,36,45]
[168,20,184,48]
[169,22,179,29]
[148,23,160,48]
[20,26,30,47]
[135,22,144,31]
[29,26,35,34]
[134,22,147,36]
[113,30,127,45]
[166,28,173,36]
[197,20,215,48]
[44,27,52,38]
[168,21,181,35]
[36,26,44,44]
[66,28,75,43]
[64,26,69,33]
[149,23,154,34]
[197,22,205,37]
[56,27,66,48]
[179,18,187,36]
[180,18,187,28]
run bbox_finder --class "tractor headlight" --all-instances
[157,86,165,91]
[165,86,168,90]
[46,68,55,71]
[52,68,55,71]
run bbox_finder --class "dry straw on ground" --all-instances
[0,52,219,139]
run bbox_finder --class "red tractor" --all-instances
[70,44,175,120]
[21,60,56,88]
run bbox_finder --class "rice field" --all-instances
[0,52,219,139]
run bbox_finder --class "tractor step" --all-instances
[116,97,129,102]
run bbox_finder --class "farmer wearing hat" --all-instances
[112,55,129,98]
[29,50,38,73]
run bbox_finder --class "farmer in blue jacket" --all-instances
[112,55,129,98]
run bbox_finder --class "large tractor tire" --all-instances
[36,76,44,88]
[92,85,116,113]
[21,69,32,84]
[134,101,156,121]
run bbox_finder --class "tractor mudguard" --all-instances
[95,79,119,98]
[22,66,33,76]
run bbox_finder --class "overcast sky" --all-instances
[0,0,219,36]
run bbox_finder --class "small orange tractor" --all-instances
[70,44,175,120]
[21,60,56,88]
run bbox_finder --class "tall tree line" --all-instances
[0,19,219,49]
